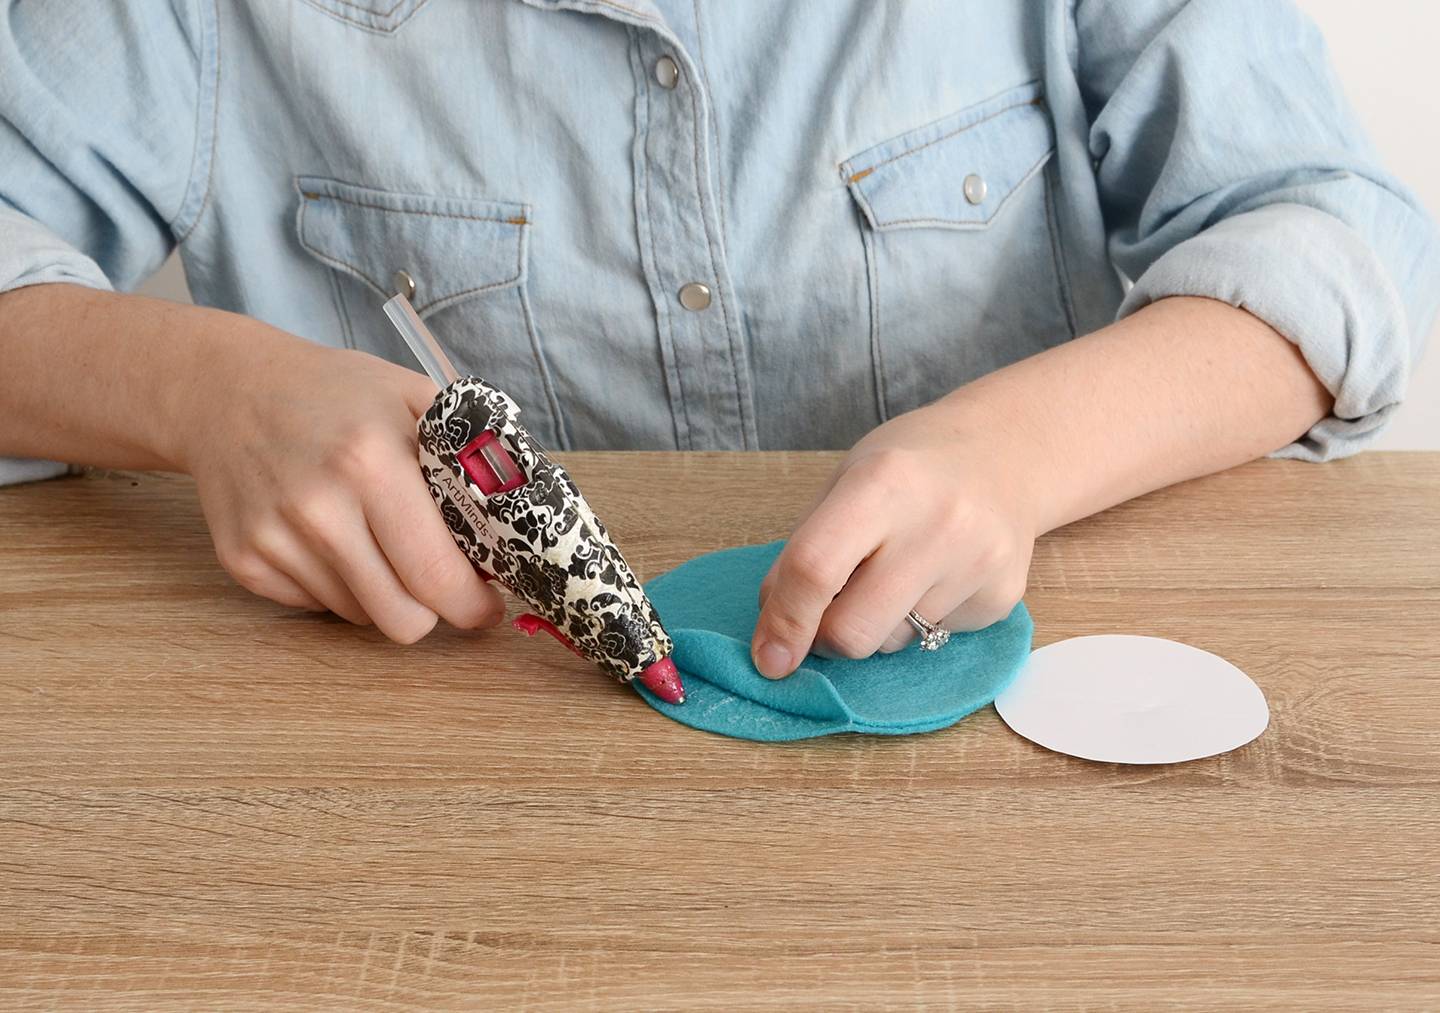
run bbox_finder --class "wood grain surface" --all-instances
[1,452,1437,1010]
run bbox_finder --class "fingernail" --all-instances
[753,640,794,679]
[475,602,506,628]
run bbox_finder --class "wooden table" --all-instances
[1,452,1437,1010]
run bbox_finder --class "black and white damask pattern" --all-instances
[417,377,673,683]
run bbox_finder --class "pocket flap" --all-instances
[298,0,427,34]
[295,175,531,316]
[841,81,1054,232]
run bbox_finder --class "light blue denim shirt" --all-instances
[2,0,1438,486]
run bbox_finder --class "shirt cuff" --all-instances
[0,203,114,294]
[1116,203,1412,462]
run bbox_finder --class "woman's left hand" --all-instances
[749,296,1337,680]
[751,398,1038,679]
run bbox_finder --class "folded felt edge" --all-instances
[632,680,856,741]
[636,541,1035,740]
[634,626,858,723]
[633,605,1033,739]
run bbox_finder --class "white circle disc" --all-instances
[993,635,1269,764]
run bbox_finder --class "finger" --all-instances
[217,542,325,612]
[317,517,439,644]
[400,370,441,419]
[880,619,915,654]
[876,571,986,652]
[811,537,943,660]
[751,470,890,678]
[937,539,1032,635]
[254,568,325,612]
[365,470,505,630]
[938,576,1028,633]
[283,495,439,642]
[757,473,840,610]
[879,570,1028,650]
[252,523,373,626]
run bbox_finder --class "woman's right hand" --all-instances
[177,330,505,643]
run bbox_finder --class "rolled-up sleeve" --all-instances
[1078,0,1440,461]
[0,0,211,484]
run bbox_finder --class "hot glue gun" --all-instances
[381,293,685,704]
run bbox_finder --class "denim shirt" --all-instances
[2,0,1437,485]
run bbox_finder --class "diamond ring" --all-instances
[905,609,951,651]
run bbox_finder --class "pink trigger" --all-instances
[513,613,686,704]
[457,431,526,495]
[513,612,587,659]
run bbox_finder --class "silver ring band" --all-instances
[906,609,951,652]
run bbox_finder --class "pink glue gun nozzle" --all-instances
[638,656,686,705]
[514,613,687,705]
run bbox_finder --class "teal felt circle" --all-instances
[634,540,1034,741]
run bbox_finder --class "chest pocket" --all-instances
[297,0,427,33]
[295,175,568,448]
[841,80,1074,419]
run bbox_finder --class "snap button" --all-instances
[654,56,680,90]
[678,282,712,311]
[393,269,416,301]
[963,174,987,205]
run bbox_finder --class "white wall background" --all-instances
[1293,0,1440,449]
[137,0,1440,448]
